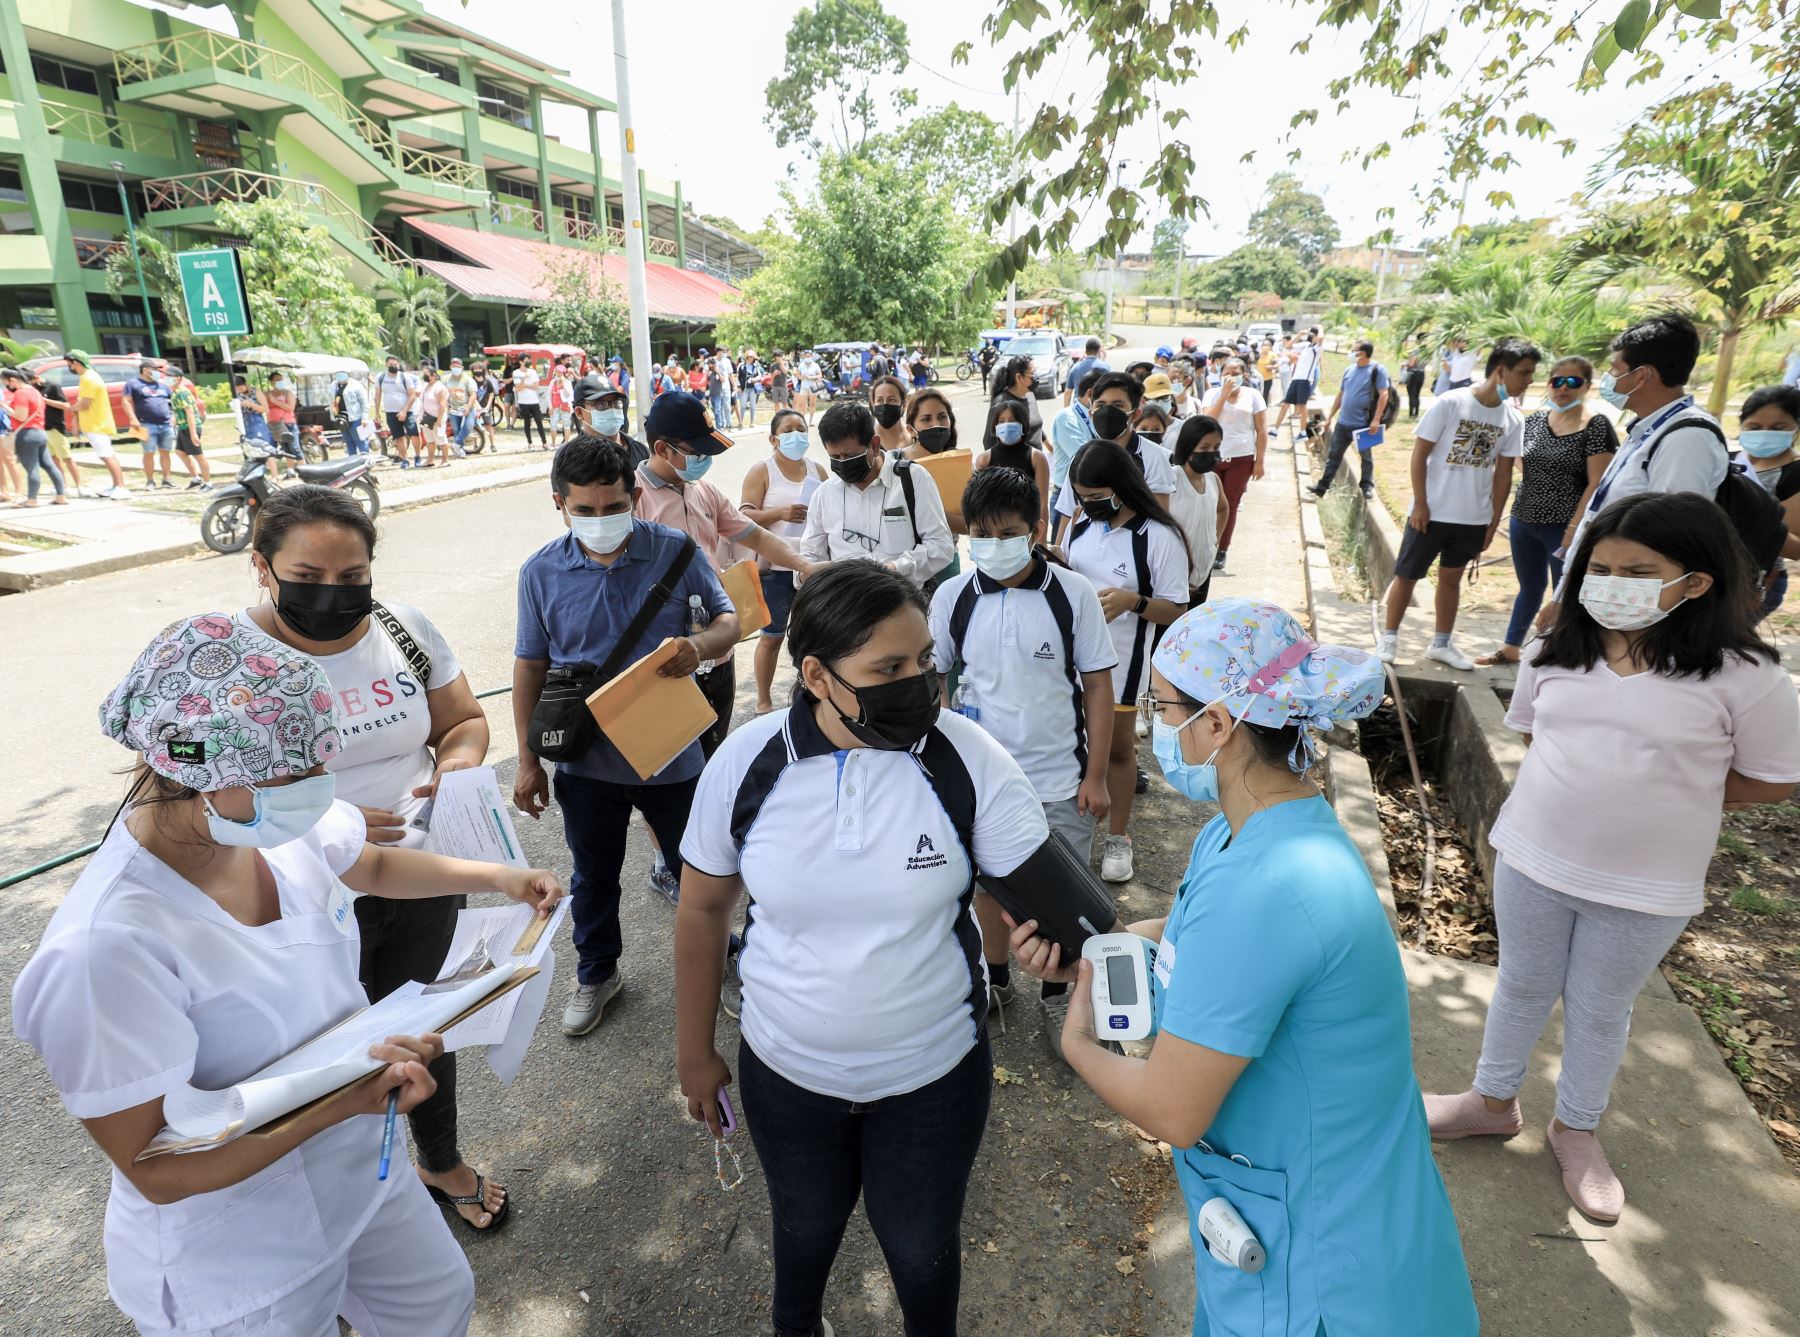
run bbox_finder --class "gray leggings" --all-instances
[1474,859,1688,1129]
[13,429,64,500]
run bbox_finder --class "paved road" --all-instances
[0,332,1270,1334]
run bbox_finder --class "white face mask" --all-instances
[968,534,1035,581]
[202,773,337,848]
[569,511,633,553]
[1579,572,1689,631]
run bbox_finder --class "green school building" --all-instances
[0,0,761,361]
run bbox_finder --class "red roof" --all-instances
[404,219,741,322]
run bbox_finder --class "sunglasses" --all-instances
[1549,375,1587,390]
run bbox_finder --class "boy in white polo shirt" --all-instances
[1378,337,1539,670]
[930,466,1116,1025]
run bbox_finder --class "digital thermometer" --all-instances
[1082,932,1157,1041]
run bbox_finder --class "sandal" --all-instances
[425,1172,511,1233]
[1474,647,1520,666]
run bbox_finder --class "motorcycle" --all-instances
[200,446,380,554]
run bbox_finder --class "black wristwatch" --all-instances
[1134,595,1149,615]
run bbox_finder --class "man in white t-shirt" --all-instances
[1443,337,1478,389]
[1266,334,1321,438]
[513,361,547,448]
[1377,337,1539,671]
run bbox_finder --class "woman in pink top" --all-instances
[1425,492,1800,1222]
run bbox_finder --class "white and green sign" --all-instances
[176,247,253,337]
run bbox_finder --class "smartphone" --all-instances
[716,1084,738,1137]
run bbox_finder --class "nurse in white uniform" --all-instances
[12,614,564,1336]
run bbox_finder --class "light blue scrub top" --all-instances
[1151,795,1478,1337]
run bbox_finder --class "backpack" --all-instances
[1377,366,1399,428]
[1642,416,1789,575]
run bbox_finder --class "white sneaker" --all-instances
[1376,631,1398,664]
[1099,834,1134,883]
[1134,712,1148,739]
[105,485,133,500]
[1427,641,1476,671]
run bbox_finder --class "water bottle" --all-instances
[688,594,712,676]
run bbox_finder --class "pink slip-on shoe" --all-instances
[1424,1088,1524,1140]
[1546,1119,1624,1222]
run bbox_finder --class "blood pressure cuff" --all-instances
[977,831,1118,963]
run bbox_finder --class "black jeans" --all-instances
[518,402,547,445]
[740,1036,992,1337]
[1317,421,1375,491]
[553,768,698,985]
[698,657,736,760]
[1405,373,1425,417]
[354,893,465,1174]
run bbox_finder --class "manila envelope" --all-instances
[720,558,772,640]
[914,448,974,526]
[587,639,716,779]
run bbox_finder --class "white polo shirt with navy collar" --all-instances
[929,558,1117,802]
[1065,515,1189,706]
[681,702,1047,1101]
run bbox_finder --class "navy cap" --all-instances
[643,390,733,455]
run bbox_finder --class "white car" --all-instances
[1244,321,1284,345]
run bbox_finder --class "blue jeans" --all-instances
[739,1035,992,1337]
[552,768,697,985]
[710,390,732,429]
[449,411,474,447]
[141,422,174,453]
[341,420,369,455]
[1504,515,1567,647]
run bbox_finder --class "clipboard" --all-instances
[720,558,772,640]
[586,638,716,779]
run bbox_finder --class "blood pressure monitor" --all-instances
[1082,932,1157,1041]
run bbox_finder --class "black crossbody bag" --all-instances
[528,535,698,762]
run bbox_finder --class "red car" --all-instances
[25,353,146,431]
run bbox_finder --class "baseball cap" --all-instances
[643,389,733,455]
[1142,371,1175,398]
[572,373,624,408]
[66,348,91,366]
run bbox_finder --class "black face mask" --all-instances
[1080,494,1121,524]
[827,665,941,750]
[872,403,904,429]
[916,426,953,454]
[1188,452,1221,475]
[1139,429,1164,444]
[830,450,874,485]
[1090,403,1131,441]
[275,578,373,642]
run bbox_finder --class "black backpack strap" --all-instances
[914,726,986,1034]
[1641,413,1728,471]
[1121,519,1154,706]
[594,533,698,683]
[1038,571,1089,778]
[946,578,984,675]
[892,453,923,548]
[371,601,431,686]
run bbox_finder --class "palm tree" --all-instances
[1553,84,1800,415]
[1388,248,1635,365]
[377,267,454,366]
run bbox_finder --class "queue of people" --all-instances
[13,312,1800,1337]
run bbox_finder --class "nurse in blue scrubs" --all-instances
[1010,599,1478,1336]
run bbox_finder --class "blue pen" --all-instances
[377,1090,399,1181]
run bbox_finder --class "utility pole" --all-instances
[112,161,160,357]
[1101,159,1126,341]
[1004,83,1020,330]
[1373,241,1391,310]
[611,0,654,435]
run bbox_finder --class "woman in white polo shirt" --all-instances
[1064,439,1189,884]
[235,485,510,1234]
[676,561,1048,1337]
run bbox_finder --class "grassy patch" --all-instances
[1729,885,1790,917]
[1672,970,1757,1082]
[1717,828,1755,858]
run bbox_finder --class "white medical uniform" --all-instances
[11,801,472,1336]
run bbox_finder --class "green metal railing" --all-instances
[141,169,411,272]
[41,99,178,158]
[113,32,482,193]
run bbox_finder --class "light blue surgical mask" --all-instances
[202,773,337,849]
[1739,429,1796,459]
[1596,370,1632,410]
[1496,383,1510,403]
[1553,396,1585,414]
[592,408,626,436]
[1150,699,1242,803]
[569,511,633,553]
[677,450,714,482]
[969,534,1034,581]
[777,431,809,460]
[995,421,1024,445]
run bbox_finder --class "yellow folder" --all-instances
[720,558,772,640]
[914,448,974,525]
[586,638,716,780]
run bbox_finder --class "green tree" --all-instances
[1390,247,1636,365]
[716,153,987,353]
[377,267,454,366]
[961,0,1789,278]
[103,228,205,366]
[1151,217,1188,265]
[1193,246,1309,304]
[531,252,631,356]
[1247,173,1340,265]
[864,103,1013,222]
[1554,78,1800,414]
[1305,266,1378,304]
[213,198,383,362]
[765,0,909,159]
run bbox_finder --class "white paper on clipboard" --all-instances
[440,899,568,1083]
[423,766,526,868]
